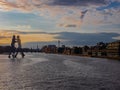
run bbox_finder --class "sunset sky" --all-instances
[0,0,120,48]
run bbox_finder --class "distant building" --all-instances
[71,47,82,55]
[41,45,48,53]
[41,45,57,53]
[82,46,89,56]
[107,40,120,57]
[47,45,57,53]
[57,45,66,54]
[91,42,107,57]
[63,47,71,55]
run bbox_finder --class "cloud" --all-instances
[0,0,110,17]
[82,7,120,27]
[54,32,120,46]
[0,36,8,39]
[0,30,59,45]
[0,0,119,29]
[112,36,120,40]
[0,30,120,47]
[60,24,77,28]
[80,10,88,20]
[58,16,82,28]
[0,0,108,10]
[51,0,108,6]
[0,30,49,35]
[15,25,31,30]
[17,31,120,47]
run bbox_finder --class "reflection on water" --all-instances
[10,58,22,63]
[0,54,120,90]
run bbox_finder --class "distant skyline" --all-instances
[0,0,120,47]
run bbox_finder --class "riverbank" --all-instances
[0,52,120,60]
[56,53,120,61]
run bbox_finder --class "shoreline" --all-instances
[43,53,120,61]
[0,52,120,61]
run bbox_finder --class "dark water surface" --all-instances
[0,53,120,90]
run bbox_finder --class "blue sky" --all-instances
[0,0,120,47]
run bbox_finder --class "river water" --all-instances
[0,53,120,90]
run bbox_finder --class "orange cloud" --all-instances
[0,0,18,10]
[0,30,58,45]
[20,34,58,43]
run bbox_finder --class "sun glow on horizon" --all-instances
[0,31,59,45]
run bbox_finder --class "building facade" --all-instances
[107,40,120,57]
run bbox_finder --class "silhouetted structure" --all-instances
[15,35,25,58]
[0,40,120,60]
[8,35,16,58]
